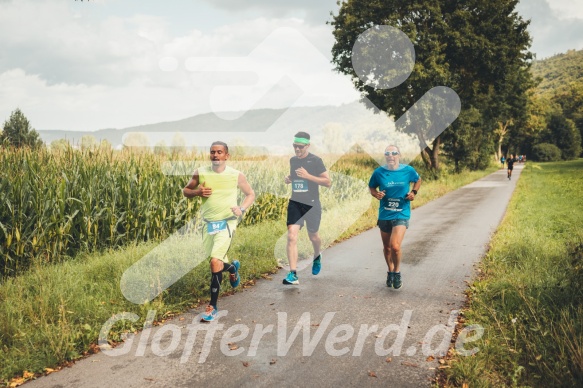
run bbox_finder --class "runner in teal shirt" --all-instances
[369,145,422,290]
[369,164,420,220]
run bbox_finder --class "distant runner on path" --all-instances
[507,155,516,180]
[369,144,422,290]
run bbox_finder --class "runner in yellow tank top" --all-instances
[183,141,255,322]
[199,164,240,222]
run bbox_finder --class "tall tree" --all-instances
[332,1,449,170]
[0,108,43,148]
[442,106,493,171]
[490,60,534,159]
[509,92,555,157]
[552,82,583,156]
[441,0,532,169]
[539,114,582,160]
[331,0,533,170]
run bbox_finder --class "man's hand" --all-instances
[199,181,212,197]
[295,167,311,179]
[231,206,244,217]
[284,175,291,184]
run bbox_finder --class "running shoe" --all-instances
[386,271,394,287]
[201,305,218,322]
[393,272,402,289]
[283,271,299,285]
[312,254,322,275]
[229,260,241,288]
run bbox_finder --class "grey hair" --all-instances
[385,144,401,153]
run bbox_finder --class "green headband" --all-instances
[293,137,310,145]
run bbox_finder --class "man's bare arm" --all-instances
[183,169,212,198]
[230,172,256,216]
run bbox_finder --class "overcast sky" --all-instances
[0,0,582,131]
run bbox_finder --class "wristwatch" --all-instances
[240,206,246,214]
[411,190,418,195]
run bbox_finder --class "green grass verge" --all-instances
[442,159,583,387]
[0,160,498,384]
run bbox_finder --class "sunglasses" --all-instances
[385,151,400,156]
[293,144,307,150]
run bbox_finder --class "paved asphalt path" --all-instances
[27,165,523,388]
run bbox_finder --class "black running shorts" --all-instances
[286,200,322,233]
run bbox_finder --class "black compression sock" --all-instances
[222,262,236,274]
[210,271,222,308]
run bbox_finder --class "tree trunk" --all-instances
[420,148,431,169]
[418,133,441,171]
[495,120,512,160]
[432,137,440,170]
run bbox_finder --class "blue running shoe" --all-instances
[312,254,322,275]
[229,260,241,288]
[201,305,218,322]
[386,272,394,287]
[283,271,299,285]
[393,272,402,289]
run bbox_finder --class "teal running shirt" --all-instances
[368,164,420,220]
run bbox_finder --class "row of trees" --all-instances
[519,50,583,161]
[519,98,582,162]
[330,0,580,170]
[0,109,191,155]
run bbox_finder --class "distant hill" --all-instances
[531,49,583,96]
[35,49,583,149]
[37,102,396,151]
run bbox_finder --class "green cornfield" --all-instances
[0,147,373,278]
[0,147,197,276]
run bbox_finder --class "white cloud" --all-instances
[517,0,583,59]
[200,0,339,24]
[181,24,358,118]
[0,2,357,130]
[0,1,169,86]
[1,0,581,131]
[546,0,583,20]
[0,68,184,130]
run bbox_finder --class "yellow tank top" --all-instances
[199,165,239,221]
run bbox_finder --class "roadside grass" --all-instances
[0,156,499,384]
[442,159,583,387]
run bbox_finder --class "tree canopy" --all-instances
[514,49,583,158]
[531,49,583,96]
[1,109,43,149]
[331,0,533,171]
